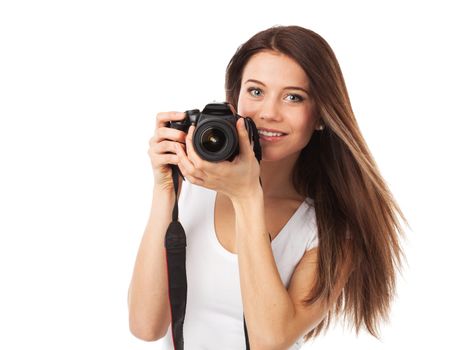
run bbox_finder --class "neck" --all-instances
[259,152,302,200]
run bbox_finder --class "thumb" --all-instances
[237,118,252,158]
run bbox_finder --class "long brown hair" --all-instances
[225,26,408,342]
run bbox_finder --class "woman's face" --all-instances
[237,50,319,162]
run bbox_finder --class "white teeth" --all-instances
[258,129,284,137]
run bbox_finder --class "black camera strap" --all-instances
[164,117,261,350]
[164,164,188,350]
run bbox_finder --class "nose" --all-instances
[256,96,282,122]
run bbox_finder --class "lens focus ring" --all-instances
[193,120,238,162]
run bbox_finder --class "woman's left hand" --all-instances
[175,118,261,201]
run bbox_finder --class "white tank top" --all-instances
[160,181,319,349]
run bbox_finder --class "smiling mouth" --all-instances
[257,129,287,137]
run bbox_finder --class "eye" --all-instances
[247,87,263,97]
[285,94,304,103]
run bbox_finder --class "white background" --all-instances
[1,0,460,349]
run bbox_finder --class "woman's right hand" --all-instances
[148,111,188,193]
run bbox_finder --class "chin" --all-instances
[260,150,297,163]
[260,149,278,162]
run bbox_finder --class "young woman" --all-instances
[128,25,407,349]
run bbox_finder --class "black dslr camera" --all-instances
[169,102,261,162]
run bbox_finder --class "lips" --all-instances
[256,128,288,143]
[257,128,288,137]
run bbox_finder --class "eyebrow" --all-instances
[244,79,310,95]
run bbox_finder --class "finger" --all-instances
[175,141,206,179]
[151,140,184,155]
[184,125,203,168]
[175,143,205,185]
[177,161,204,186]
[237,118,252,158]
[155,111,186,129]
[148,152,179,167]
[151,127,187,145]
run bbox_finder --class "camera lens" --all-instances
[201,128,226,153]
[193,119,238,162]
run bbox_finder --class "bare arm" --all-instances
[128,111,187,341]
[233,188,295,348]
[128,188,176,341]
[233,188,353,349]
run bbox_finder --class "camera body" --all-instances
[169,102,261,162]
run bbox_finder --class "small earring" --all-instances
[316,124,324,131]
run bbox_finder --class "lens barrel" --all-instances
[193,119,238,162]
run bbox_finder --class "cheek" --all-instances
[294,109,317,142]
[237,95,257,118]
[299,105,317,129]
